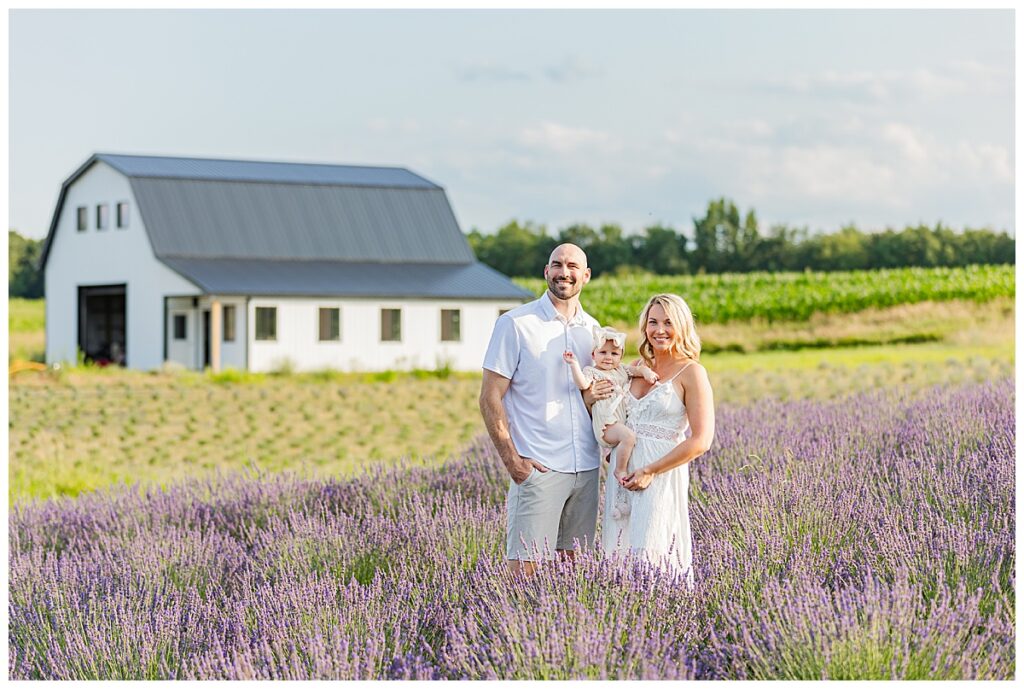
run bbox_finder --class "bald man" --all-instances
[480,243,613,575]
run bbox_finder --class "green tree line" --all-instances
[467,198,1015,277]
[9,230,43,298]
[9,198,1015,297]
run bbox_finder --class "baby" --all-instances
[563,326,659,518]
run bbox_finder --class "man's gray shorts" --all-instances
[506,466,599,561]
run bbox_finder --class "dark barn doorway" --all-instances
[202,309,211,369]
[78,284,126,366]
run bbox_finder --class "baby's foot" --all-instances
[612,491,631,520]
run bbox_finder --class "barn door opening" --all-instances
[202,309,211,369]
[77,284,126,366]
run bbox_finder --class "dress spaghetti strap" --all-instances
[663,359,695,384]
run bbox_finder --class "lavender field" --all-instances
[9,379,1015,680]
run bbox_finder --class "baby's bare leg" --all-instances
[603,423,636,480]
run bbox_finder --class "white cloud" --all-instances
[880,122,929,163]
[367,117,420,134]
[517,122,613,154]
[544,55,604,83]
[760,64,971,103]
[454,59,530,83]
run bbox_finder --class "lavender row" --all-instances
[9,380,1014,679]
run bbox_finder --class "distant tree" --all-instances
[9,230,44,298]
[955,227,1015,265]
[812,224,871,271]
[753,224,807,272]
[633,224,688,274]
[466,220,554,277]
[557,223,600,253]
[465,207,1014,276]
[588,224,635,276]
[693,198,760,273]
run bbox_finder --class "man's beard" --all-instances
[547,276,582,300]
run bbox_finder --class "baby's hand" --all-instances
[641,367,660,384]
[563,351,576,364]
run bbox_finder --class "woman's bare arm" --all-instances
[622,363,715,490]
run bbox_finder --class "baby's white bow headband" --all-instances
[592,326,626,350]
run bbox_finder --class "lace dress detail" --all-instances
[601,367,694,586]
[631,423,680,441]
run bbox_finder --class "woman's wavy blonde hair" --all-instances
[637,293,701,367]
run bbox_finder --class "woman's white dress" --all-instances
[601,369,694,585]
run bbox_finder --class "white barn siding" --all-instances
[45,162,200,369]
[166,296,248,370]
[246,297,519,372]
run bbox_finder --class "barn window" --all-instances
[173,314,187,340]
[96,204,109,230]
[223,305,236,342]
[441,309,461,342]
[116,202,130,228]
[255,307,277,341]
[319,307,340,342]
[499,309,511,317]
[381,308,401,342]
[76,206,88,232]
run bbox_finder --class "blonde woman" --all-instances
[600,294,715,586]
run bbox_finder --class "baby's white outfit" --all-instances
[582,365,631,448]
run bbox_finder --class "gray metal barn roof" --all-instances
[159,257,533,300]
[130,177,473,262]
[41,153,529,300]
[97,153,440,189]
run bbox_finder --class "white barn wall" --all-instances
[166,296,248,370]
[208,297,248,370]
[166,297,199,369]
[45,162,200,369]
[247,297,520,372]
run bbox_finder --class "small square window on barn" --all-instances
[76,206,88,232]
[255,307,277,341]
[223,305,236,342]
[319,307,340,342]
[116,202,130,228]
[173,314,187,340]
[441,309,461,342]
[96,204,109,230]
[381,308,401,342]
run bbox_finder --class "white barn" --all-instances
[41,153,532,372]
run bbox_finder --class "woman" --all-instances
[601,293,715,586]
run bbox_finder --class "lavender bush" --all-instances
[9,380,1014,679]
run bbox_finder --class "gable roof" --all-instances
[39,155,531,301]
[95,153,441,189]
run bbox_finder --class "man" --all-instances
[480,243,613,575]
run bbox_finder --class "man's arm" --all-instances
[479,369,548,483]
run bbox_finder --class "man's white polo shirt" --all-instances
[482,293,601,474]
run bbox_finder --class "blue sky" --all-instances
[9,9,1015,240]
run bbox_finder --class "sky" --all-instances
[8,8,1015,240]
